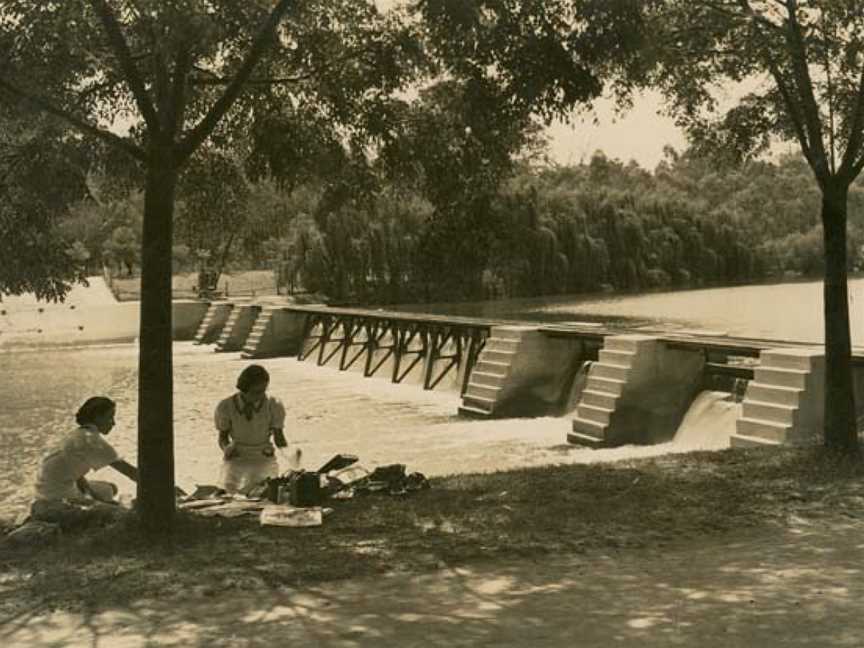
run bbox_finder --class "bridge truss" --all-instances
[296,309,490,394]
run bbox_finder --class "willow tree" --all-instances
[650,0,864,453]
[0,0,420,531]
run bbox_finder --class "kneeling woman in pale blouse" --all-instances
[215,364,288,494]
[30,396,139,529]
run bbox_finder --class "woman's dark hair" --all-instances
[76,396,116,426]
[236,364,270,392]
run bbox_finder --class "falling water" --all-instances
[673,390,742,450]
[563,361,592,414]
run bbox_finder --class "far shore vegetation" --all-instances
[94,151,863,307]
[2,447,863,619]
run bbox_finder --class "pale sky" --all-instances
[372,0,691,170]
[544,91,688,170]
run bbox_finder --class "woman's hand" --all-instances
[223,442,239,460]
[272,428,288,449]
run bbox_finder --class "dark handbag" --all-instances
[289,471,323,507]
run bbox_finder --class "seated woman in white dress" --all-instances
[30,396,139,529]
[215,364,288,494]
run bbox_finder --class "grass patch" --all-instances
[2,446,864,616]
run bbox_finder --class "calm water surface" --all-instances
[393,277,864,346]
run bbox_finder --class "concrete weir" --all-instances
[191,304,856,450]
[13,287,855,452]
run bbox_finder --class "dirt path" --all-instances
[3,515,863,647]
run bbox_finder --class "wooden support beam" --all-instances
[393,327,426,384]
[317,315,338,366]
[424,328,462,390]
[365,322,396,377]
[339,318,367,370]
[297,313,321,362]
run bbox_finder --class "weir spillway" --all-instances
[7,294,864,451]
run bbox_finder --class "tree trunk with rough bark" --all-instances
[821,180,858,453]
[137,143,179,532]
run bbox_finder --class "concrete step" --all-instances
[598,349,635,367]
[462,395,496,413]
[586,375,626,396]
[192,322,212,344]
[470,371,507,388]
[730,433,781,448]
[603,335,656,353]
[485,337,520,352]
[577,403,614,424]
[458,404,494,418]
[473,360,510,376]
[742,400,797,426]
[567,430,608,448]
[194,315,214,335]
[736,416,793,443]
[754,366,809,389]
[465,383,501,400]
[590,362,629,381]
[568,417,608,446]
[760,349,824,371]
[491,326,534,340]
[482,349,516,364]
[745,382,802,408]
[580,389,619,410]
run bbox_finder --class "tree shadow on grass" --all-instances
[4,519,864,648]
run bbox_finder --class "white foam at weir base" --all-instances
[673,390,741,450]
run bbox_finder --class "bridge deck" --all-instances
[285,305,864,366]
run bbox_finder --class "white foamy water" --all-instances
[0,342,716,519]
[673,391,742,450]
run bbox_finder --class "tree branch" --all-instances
[838,67,864,182]
[743,12,815,169]
[176,0,296,162]
[189,73,313,87]
[0,77,146,162]
[780,0,830,178]
[89,0,160,133]
[166,46,192,139]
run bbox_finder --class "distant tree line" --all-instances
[43,141,864,304]
[262,148,864,304]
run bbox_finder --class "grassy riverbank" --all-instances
[109,270,280,301]
[2,446,863,619]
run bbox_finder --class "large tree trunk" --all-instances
[821,181,859,453]
[137,143,179,532]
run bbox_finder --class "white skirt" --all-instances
[220,453,278,495]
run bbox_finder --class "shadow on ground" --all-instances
[3,517,864,647]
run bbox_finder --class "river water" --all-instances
[1,277,852,520]
[392,276,864,346]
